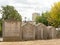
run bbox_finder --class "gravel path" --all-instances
[0,39,60,45]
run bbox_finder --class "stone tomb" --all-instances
[2,20,22,41]
[47,26,56,39]
[22,22,35,40]
[36,23,48,40]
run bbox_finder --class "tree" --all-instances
[35,11,49,26]
[35,16,41,24]
[0,19,2,36]
[1,5,22,21]
[47,2,60,27]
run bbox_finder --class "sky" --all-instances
[0,0,60,21]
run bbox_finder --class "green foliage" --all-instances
[48,2,60,27]
[35,16,41,24]
[35,11,49,26]
[0,19,2,36]
[1,5,22,21]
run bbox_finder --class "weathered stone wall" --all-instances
[2,20,22,41]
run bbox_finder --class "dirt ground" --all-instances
[0,39,60,45]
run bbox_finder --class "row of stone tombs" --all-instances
[3,22,56,41]
[21,23,56,40]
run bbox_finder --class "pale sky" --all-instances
[0,0,60,21]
